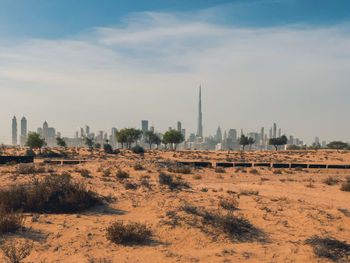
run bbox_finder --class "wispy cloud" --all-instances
[0,11,349,143]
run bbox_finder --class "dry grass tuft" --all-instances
[322,176,339,185]
[116,169,129,180]
[219,197,239,211]
[0,206,24,235]
[305,236,350,261]
[106,221,152,245]
[1,240,33,263]
[340,182,350,192]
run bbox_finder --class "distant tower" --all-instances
[12,116,17,146]
[177,121,182,133]
[20,117,27,146]
[216,126,222,142]
[141,120,149,134]
[273,123,277,138]
[43,121,49,143]
[196,86,203,137]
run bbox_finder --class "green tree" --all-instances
[84,137,94,150]
[248,137,255,150]
[116,128,142,149]
[327,141,348,150]
[162,130,184,150]
[145,130,161,150]
[239,135,249,151]
[56,136,67,148]
[269,135,288,150]
[308,142,321,150]
[25,132,46,152]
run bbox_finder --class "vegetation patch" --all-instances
[106,221,152,245]
[116,169,129,180]
[179,205,264,242]
[305,236,350,261]
[340,182,350,192]
[322,176,339,185]
[219,197,239,211]
[0,206,24,235]
[0,174,100,213]
[158,172,190,190]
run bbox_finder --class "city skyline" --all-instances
[1,1,350,144]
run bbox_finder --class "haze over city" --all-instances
[1,0,350,144]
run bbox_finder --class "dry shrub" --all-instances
[133,163,144,171]
[305,236,350,261]
[175,166,192,174]
[124,182,138,190]
[215,167,225,173]
[240,189,259,196]
[193,174,202,180]
[305,182,315,188]
[180,205,264,242]
[250,169,260,175]
[273,169,282,175]
[1,240,32,263]
[106,221,152,245]
[17,164,45,175]
[115,169,129,180]
[0,174,100,213]
[158,172,189,190]
[340,182,350,192]
[219,197,239,211]
[78,168,91,178]
[0,206,24,235]
[322,176,339,185]
[102,168,111,177]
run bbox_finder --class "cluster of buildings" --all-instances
[11,86,321,150]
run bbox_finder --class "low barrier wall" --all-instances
[0,156,34,164]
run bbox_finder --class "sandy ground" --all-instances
[0,149,350,262]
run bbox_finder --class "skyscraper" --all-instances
[43,121,49,143]
[177,121,182,133]
[196,86,203,138]
[12,116,17,146]
[216,126,222,142]
[141,120,148,134]
[20,117,27,146]
[273,122,277,138]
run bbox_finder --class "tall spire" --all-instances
[196,85,203,137]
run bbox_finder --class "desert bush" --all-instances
[193,174,202,180]
[16,164,37,174]
[102,169,111,177]
[25,149,35,157]
[78,169,91,178]
[116,169,129,179]
[1,240,32,263]
[0,206,24,235]
[215,167,225,173]
[322,176,339,185]
[158,172,189,190]
[174,166,192,174]
[219,197,239,211]
[240,189,259,196]
[180,205,263,242]
[340,182,350,192]
[133,163,144,171]
[273,169,282,175]
[250,169,260,175]
[106,221,152,245]
[0,174,99,213]
[124,182,138,190]
[305,236,350,261]
[103,144,113,154]
[131,145,145,154]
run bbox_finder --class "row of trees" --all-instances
[239,135,288,151]
[23,130,350,152]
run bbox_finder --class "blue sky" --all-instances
[1,0,349,38]
[0,0,350,144]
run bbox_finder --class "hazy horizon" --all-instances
[1,0,350,145]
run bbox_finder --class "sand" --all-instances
[0,149,350,262]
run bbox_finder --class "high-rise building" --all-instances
[278,128,281,138]
[177,121,182,133]
[314,137,320,144]
[141,120,148,135]
[20,117,27,146]
[196,86,203,138]
[273,123,277,138]
[269,128,272,139]
[85,125,90,137]
[228,129,237,141]
[43,121,49,142]
[260,127,264,145]
[216,126,222,142]
[12,116,17,146]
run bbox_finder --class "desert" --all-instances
[0,148,349,263]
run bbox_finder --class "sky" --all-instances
[1,0,350,144]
